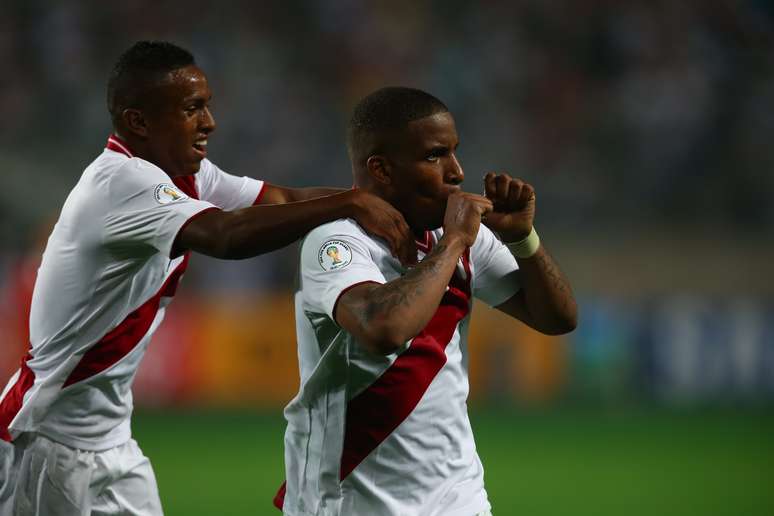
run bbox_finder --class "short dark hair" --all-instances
[347,87,449,163]
[107,41,195,126]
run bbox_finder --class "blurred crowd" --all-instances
[1,0,773,403]
[3,0,774,247]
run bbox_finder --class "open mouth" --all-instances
[192,139,208,158]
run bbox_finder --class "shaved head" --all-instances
[345,88,463,233]
[107,41,195,128]
[347,87,449,180]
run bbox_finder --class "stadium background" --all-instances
[1,1,773,514]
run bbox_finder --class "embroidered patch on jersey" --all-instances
[318,240,353,271]
[154,184,188,204]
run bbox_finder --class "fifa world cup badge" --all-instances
[318,240,353,271]
[154,183,188,204]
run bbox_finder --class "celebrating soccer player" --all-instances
[276,87,577,515]
[0,42,416,515]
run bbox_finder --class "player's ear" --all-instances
[366,155,391,185]
[123,108,149,138]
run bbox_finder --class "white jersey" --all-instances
[278,219,521,516]
[0,135,264,451]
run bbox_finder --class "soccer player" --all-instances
[0,42,417,516]
[276,87,578,515]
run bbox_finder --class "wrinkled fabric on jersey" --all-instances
[279,219,520,516]
[0,139,263,451]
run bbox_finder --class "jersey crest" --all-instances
[318,240,353,271]
[154,183,188,204]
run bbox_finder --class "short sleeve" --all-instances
[470,225,521,307]
[104,159,218,258]
[196,159,264,210]
[299,221,386,322]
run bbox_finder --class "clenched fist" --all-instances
[443,192,493,248]
[482,172,535,242]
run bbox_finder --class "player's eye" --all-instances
[426,147,447,162]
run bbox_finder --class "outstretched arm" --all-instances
[482,173,578,335]
[335,193,492,355]
[258,184,345,204]
[176,188,417,264]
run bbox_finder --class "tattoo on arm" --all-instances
[532,248,574,313]
[349,242,451,328]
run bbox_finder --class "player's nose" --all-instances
[201,107,216,133]
[446,153,464,185]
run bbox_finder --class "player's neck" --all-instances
[111,131,190,178]
[413,227,428,241]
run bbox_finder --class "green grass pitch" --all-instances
[132,407,774,515]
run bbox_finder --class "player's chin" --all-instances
[408,200,446,231]
[423,212,446,232]
[185,156,205,174]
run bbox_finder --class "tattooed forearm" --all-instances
[358,242,450,324]
[534,248,574,313]
[335,233,469,353]
[505,246,578,335]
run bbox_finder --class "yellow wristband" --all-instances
[506,227,540,258]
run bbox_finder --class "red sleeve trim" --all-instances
[252,182,268,205]
[170,207,221,258]
[331,280,382,325]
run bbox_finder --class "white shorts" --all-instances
[0,434,162,516]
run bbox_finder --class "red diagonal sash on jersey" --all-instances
[62,253,191,388]
[62,167,204,388]
[0,137,215,440]
[0,248,197,440]
[0,354,35,441]
[339,250,471,480]
[273,250,472,510]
